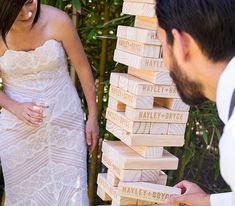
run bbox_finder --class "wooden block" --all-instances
[97,173,137,205]
[168,123,187,135]
[130,146,164,158]
[111,70,179,99]
[150,123,168,135]
[102,155,142,181]
[118,182,181,204]
[106,120,184,147]
[116,73,179,99]
[128,66,172,85]
[102,141,179,170]
[112,201,157,206]
[116,38,162,58]
[125,106,189,123]
[135,16,157,30]
[106,109,151,134]
[122,2,156,17]
[137,199,157,205]
[141,171,167,185]
[107,169,120,187]
[97,185,112,201]
[154,98,190,112]
[127,76,176,97]
[110,72,121,86]
[109,85,154,109]
[102,155,167,185]
[137,200,175,206]
[108,97,126,112]
[117,25,160,45]
[114,50,166,71]
[118,73,131,91]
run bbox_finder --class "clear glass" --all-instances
[32,98,54,122]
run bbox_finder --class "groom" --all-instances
[155,0,235,205]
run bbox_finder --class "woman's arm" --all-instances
[53,11,99,152]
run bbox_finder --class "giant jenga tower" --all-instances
[97,0,190,205]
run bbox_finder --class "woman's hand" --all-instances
[85,115,99,153]
[165,180,211,206]
[10,102,44,127]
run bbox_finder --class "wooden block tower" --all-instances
[97,0,189,205]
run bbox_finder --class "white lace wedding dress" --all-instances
[0,39,89,206]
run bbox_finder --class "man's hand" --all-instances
[165,180,211,206]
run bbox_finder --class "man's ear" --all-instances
[171,29,190,63]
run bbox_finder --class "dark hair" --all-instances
[0,0,41,44]
[156,0,235,62]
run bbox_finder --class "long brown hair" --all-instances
[0,0,41,45]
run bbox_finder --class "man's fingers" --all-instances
[175,180,190,189]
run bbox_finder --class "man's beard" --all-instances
[169,56,207,106]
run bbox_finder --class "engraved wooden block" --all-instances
[150,123,169,135]
[102,155,167,185]
[117,25,160,45]
[97,173,138,205]
[128,76,174,97]
[130,146,164,159]
[113,73,179,98]
[116,38,162,58]
[114,50,166,71]
[110,72,121,87]
[109,85,154,109]
[108,97,126,112]
[111,70,179,99]
[154,98,190,112]
[128,67,172,85]
[106,109,151,134]
[102,141,179,170]
[107,169,120,187]
[97,185,112,201]
[122,2,156,17]
[134,16,158,30]
[168,123,187,135]
[118,182,181,204]
[106,120,184,147]
[125,106,189,123]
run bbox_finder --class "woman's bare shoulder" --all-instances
[41,5,72,27]
[41,5,74,41]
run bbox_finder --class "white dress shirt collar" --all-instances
[216,57,235,124]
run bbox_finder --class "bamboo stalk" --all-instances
[88,3,109,206]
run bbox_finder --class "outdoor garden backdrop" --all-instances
[0,0,230,205]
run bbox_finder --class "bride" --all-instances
[0,0,99,205]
